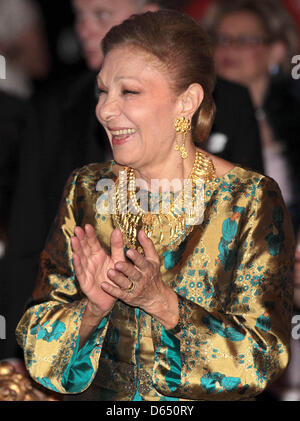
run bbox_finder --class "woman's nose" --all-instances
[96,96,121,123]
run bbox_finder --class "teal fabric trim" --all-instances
[62,317,107,393]
[159,396,180,401]
[132,310,179,401]
[162,238,188,270]
[133,311,181,400]
[132,391,143,401]
[160,326,182,392]
[133,308,143,401]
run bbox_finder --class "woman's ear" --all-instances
[178,83,204,118]
[269,40,287,70]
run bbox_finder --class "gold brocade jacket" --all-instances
[16,161,295,401]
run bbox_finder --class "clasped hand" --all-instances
[71,225,176,323]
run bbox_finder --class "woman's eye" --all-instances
[122,90,139,95]
[94,11,111,22]
[95,86,106,97]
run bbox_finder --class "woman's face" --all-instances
[96,46,181,170]
[214,11,273,86]
[72,0,144,70]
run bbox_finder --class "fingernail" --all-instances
[126,249,134,257]
[106,270,113,279]
[115,261,123,270]
[140,230,147,239]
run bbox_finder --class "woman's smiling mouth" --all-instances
[109,128,137,145]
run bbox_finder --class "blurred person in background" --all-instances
[185,0,300,36]
[0,0,50,98]
[180,1,267,175]
[0,89,45,360]
[204,0,300,236]
[0,0,50,261]
[0,93,28,256]
[0,0,50,252]
[204,0,300,401]
[0,0,50,359]
[73,0,159,71]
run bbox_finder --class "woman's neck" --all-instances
[133,143,198,190]
[247,74,270,108]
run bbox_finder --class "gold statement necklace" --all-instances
[112,150,216,252]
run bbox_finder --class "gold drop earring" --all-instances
[174,116,191,159]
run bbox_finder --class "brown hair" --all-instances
[204,0,299,73]
[101,9,216,144]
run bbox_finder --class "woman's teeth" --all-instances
[111,128,136,136]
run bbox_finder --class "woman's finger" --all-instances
[101,280,124,299]
[84,224,103,254]
[123,249,148,271]
[72,252,86,286]
[111,228,125,262]
[71,235,91,281]
[72,252,83,275]
[70,235,81,253]
[107,268,136,290]
[112,261,142,283]
[71,235,87,263]
[74,226,91,259]
[137,230,160,263]
[74,226,85,241]
[71,236,88,267]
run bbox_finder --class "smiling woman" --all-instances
[16,10,295,401]
[95,45,190,174]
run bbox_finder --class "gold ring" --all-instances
[125,280,136,293]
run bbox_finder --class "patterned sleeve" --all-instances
[151,176,295,400]
[15,169,110,394]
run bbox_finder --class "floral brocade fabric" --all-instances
[16,161,295,401]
